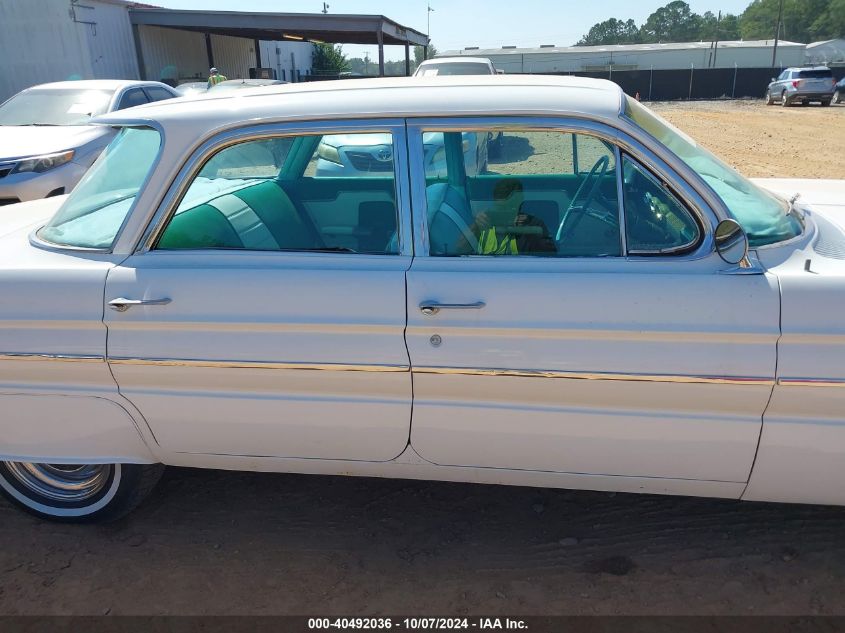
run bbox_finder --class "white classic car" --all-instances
[1,76,844,522]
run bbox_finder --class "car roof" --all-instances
[25,79,172,92]
[785,66,833,72]
[213,79,285,86]
[96,75,624,131]
[420,57,492,65]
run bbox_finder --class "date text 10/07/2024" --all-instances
[307,618,529,630]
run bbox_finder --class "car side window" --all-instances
[117,88,149,110]
[422,129,620,257]
[143,86,175,102]
[304,133,395,179]
[156,132,399,254]
[621,155,701,254]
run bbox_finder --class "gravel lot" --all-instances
[1,99,844,618]
[649,99,845,180]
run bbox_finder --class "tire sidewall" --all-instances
[0,463,140,523]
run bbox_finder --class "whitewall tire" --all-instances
[0,462,164,523]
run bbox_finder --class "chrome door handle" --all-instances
[108,297,172,312]
[419,301,486,316]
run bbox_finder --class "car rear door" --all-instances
[403,118,779,489]
[104,120,414,461]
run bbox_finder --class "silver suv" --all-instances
[766,67,836,107]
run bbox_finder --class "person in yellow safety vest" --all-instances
[207,67,228,88]
[470,179,555,256]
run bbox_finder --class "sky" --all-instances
[151,0,755,61]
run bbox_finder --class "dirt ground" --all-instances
[649,99,845,180]
[2,99,845,618]
[2,470,845,616]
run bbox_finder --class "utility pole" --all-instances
[712,10,721,67]
[427,4,434,58]
[771,0,784,67]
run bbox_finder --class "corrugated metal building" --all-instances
[0,0,139,101]
[258,41,313,84]
[440,40,807,74]
[806,39,845,64]
[0,0,313,101]
[136,26,311,84]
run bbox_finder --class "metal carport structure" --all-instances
[128,9,429,79]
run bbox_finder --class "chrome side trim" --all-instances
[414,366,773,385]
[778,378,845,388]
[108,357,410,372]
[0,353,104,363]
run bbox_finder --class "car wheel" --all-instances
[834,90,841,104]
[821,99,832,107]
[765,90,775,105]
[781,91,790,107]
[0,462,164,523]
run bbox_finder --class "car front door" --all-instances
[104,121,413,461]
[404,119,780,488]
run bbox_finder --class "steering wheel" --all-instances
[556,155,610,242]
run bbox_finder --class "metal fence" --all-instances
[545,65,845,100]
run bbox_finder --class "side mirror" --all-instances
[771,77,776,82]
[714,219,749,266]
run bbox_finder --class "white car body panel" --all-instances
[1,77,845,508]
[741,178,845,504]
[405,257,779,482]
[0,126,109,160]
[163,445,747,501]
[0,219,154,463]
[104,251,413,461]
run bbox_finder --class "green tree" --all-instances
[311,43,350,76]
[700,11,741,40]
[640,0,702,42]
[810,0,845,39]
[575,1,743,46]
[739,0,834,42]
[577,18,640,45]
[718,13,742,40]
[414,44,439,64]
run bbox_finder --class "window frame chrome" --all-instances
[406,116,717,261]
[133,118,413,257]
[620,152,704,256]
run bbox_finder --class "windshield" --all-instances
[38,127,161,249]
[416,63,491,76]
[0,88,113,126]
[624,97,803,247]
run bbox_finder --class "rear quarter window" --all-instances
[798,69,833,79]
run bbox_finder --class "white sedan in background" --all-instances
[0,80,177,206]
[1,76,844,522]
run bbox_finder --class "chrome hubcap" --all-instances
[4,463,113,503]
